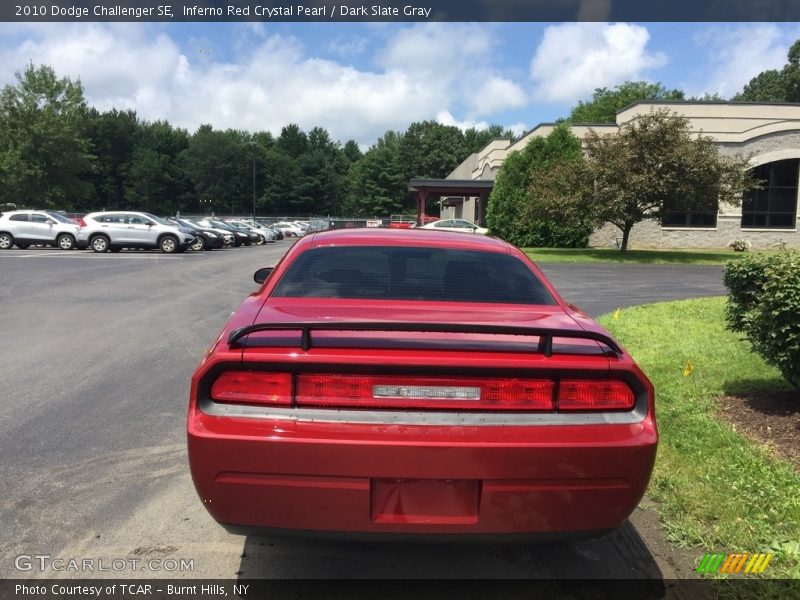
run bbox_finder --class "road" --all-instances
[0,243,725,581]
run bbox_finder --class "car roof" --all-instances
[305,228,509,253]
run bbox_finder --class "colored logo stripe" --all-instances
[696,553,773,574]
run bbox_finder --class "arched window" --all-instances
[742,159,799,229]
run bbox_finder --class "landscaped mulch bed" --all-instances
[718,390,800,471]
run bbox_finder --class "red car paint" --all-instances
[188,229,657,538]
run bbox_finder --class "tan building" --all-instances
[443,102,800,250]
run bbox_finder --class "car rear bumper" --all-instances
[188,410,657,536]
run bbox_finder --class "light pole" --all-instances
[250,141,257,220]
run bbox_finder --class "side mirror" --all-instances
[254,267,274,284]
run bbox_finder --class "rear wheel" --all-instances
[190,237,205,251]
[91,236,109,253]
[57,233,75,250]
[0,233,13,249]
[159,235,178,253]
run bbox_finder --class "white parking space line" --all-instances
[1,252,65,257]
[0,252,205,259]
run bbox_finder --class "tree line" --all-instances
[0,64,511,217]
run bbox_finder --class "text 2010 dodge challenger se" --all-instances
[188,228,657,539]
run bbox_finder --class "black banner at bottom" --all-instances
[2,579,800,600]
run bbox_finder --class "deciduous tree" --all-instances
[0,64,94,209]
[568,81,684,124]
[580,110,756,251]
[487,124,592,247]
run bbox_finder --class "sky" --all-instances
[1,21,799,148]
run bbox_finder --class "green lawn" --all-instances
[598,297,800,579]
[524,248,777,265]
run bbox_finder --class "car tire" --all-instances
[57,234,75,250]
[191,237,205,251]
[0,233,13,249]
[91,236,110,253]
[159,235,178,253]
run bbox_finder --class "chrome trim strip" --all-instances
[197,396,647,426]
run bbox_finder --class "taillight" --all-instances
[296,374,554,411]
[558,380,635,411]
[207,373,636,412]
[78,218,87,227]
[211,371,292,406]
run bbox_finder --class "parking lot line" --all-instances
[0,252,210,259]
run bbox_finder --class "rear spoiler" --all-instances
[228,322,622,357]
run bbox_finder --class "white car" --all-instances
[0,210,80,250]
[78,211,195,253]
[419,219,489,235]
[273,221,306,237]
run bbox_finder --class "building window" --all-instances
[662,205,718,228]
[742,159,799,229]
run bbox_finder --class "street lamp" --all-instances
[250,141,257,220]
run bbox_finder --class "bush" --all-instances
[724,251,800,389]
[486,124,592,248]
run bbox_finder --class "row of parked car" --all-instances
[0,210,318,253]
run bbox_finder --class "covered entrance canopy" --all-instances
[408,179,494,226]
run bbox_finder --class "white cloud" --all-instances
[327,35,369,57]
[378,23,530,117]
[436,111,526,140]
[530,23,666,104]
[435,110,490,131]
[690,25,800,98]
[506,122,528,138]
[0,23,532,147]
[469,77,527,115]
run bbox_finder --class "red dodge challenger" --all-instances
[188,229,657,539]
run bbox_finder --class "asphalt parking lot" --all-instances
[0,244,726,581]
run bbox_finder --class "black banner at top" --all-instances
[3,0,800,22]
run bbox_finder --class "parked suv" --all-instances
[0,210,80,250]
[78,211,195,253]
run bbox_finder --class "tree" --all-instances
[124,120,191,214]
[398,121,466,182]
[568,81,685,124]
[0,64,94,209]
[182,125,250,214]
[486,124,592,247]
[343,131,406,217]
[85,108,139,211]
[277,124,308,158]
[580,110,756,251]
[735,40,800,102]
[463,124,514,154]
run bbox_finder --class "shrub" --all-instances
[724,251,800,389]
[486,124,592,248]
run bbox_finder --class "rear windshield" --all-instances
[272,246,556,305]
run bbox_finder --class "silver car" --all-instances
[77,211,195,253]
[0,210,80,250]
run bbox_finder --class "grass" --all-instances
[598,297,800,580]
[524,248,780,265]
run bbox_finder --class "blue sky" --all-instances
[2,21,799,147]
